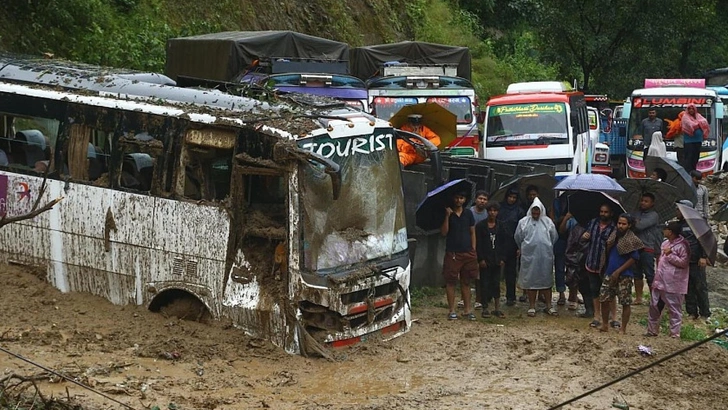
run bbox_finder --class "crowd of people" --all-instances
[440,183,713,338]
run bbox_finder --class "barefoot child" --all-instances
[599,214,644,334]
[646,222,690,338]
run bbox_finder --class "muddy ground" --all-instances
[1,263,728,410]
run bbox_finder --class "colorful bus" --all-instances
[366,75,481,156]
[481,82,591,178]
[624,79,724,177]
[0,71,411,356]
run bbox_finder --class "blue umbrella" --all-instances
[554,174,626,196]
[415,178,474,231]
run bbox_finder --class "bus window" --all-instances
[64,123,109,183]
[182,127,235,201]
[1,115,59,174]
[426,97,473,124]
[115,130,165,193]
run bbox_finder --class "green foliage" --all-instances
[680,323,707,342]
[410,286,442,309]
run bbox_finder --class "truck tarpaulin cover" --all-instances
[350,41,471,81]
[165,31,350,82]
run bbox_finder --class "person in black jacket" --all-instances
[476,202,511,318]
[676,200,712,320]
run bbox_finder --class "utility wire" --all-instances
[547,328,728,409]
[0,344,137,410]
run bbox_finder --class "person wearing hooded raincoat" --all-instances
[647,131,666,158]
[514,197,558,316]
[681,103,710,172]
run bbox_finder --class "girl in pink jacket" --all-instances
[647,221,690,338]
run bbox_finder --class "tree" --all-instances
[532,0,659,92]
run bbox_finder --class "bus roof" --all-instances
[630,87,717,97]
[0,80,385,140]
[487,92,575,105]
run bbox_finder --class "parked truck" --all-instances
[165,31,369,110]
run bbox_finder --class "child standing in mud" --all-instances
[441,191,478,321]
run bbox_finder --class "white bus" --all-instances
[481,82,591,178]
[0,75,411,356]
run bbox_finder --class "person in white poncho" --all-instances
[647,131,666,158]
[514,197,559,317]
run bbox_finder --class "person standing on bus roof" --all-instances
[640,109,663,154]
[681,104,710,172]
[397,114,441,167]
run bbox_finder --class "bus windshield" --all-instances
[485,103,568,147]
[299,129,407,272]
[627,101,715,143]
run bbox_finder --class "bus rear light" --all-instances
[381,321,404,335]
[331,336,361,348]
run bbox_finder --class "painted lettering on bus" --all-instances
[634,97,713,108]
[301,134,395,159]
[490,103,564,116]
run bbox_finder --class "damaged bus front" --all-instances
[0,70,410,357]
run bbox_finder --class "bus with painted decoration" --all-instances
[624,79,724,177]
[366,73,481,157]
[481,81,591,178]
[0,70,412,356]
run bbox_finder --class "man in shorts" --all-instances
[441,191,478,320]
[599,213,644,334]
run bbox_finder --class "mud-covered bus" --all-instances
[0,73,412,356]
[481,81,591,178]
[624,79,724,177]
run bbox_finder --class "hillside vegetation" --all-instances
[3,0,727,99]
[0,0,552,98]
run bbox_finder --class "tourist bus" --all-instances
[481,81,591,178]
[0,76,412,356]
[624,79,724,177]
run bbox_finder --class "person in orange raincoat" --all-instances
[397,114,441,167]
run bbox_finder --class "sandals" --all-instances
[568,301,578,310]
[644,332,657,337]
[474,302,483,310]
[527,308,536,317]
[545,307,559,316]
[448,312,458,320]
[610,320,621,329]
[481,310,492,319]
[465,313,477,321]
[493,310,506,319]
[589,320,601,328]
[557,297,566,306]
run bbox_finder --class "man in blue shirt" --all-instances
[599,213,644,334]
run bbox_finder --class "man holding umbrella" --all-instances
[676,200,712,321]
[631,193,662,305]
[397,114,441,167]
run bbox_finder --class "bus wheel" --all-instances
[149,289,212,323]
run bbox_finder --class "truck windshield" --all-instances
[426,97,473,123]
[371,97,418,121]
[485,103,568,147]
[298,129,408,272]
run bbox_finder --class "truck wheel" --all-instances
[612,163,625,180]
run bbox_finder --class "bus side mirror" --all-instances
[273,143,342,200]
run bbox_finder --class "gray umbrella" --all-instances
[677,202,717,266]
[619,178,680,223]
[644,156,697,206]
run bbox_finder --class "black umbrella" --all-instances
[713,202,728,222]
[415,178,475,231]
[566,191,626,224]
[490,173,557,212]
[677,202,718,266]
[644,156,697,206]
[618,178,680,223]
